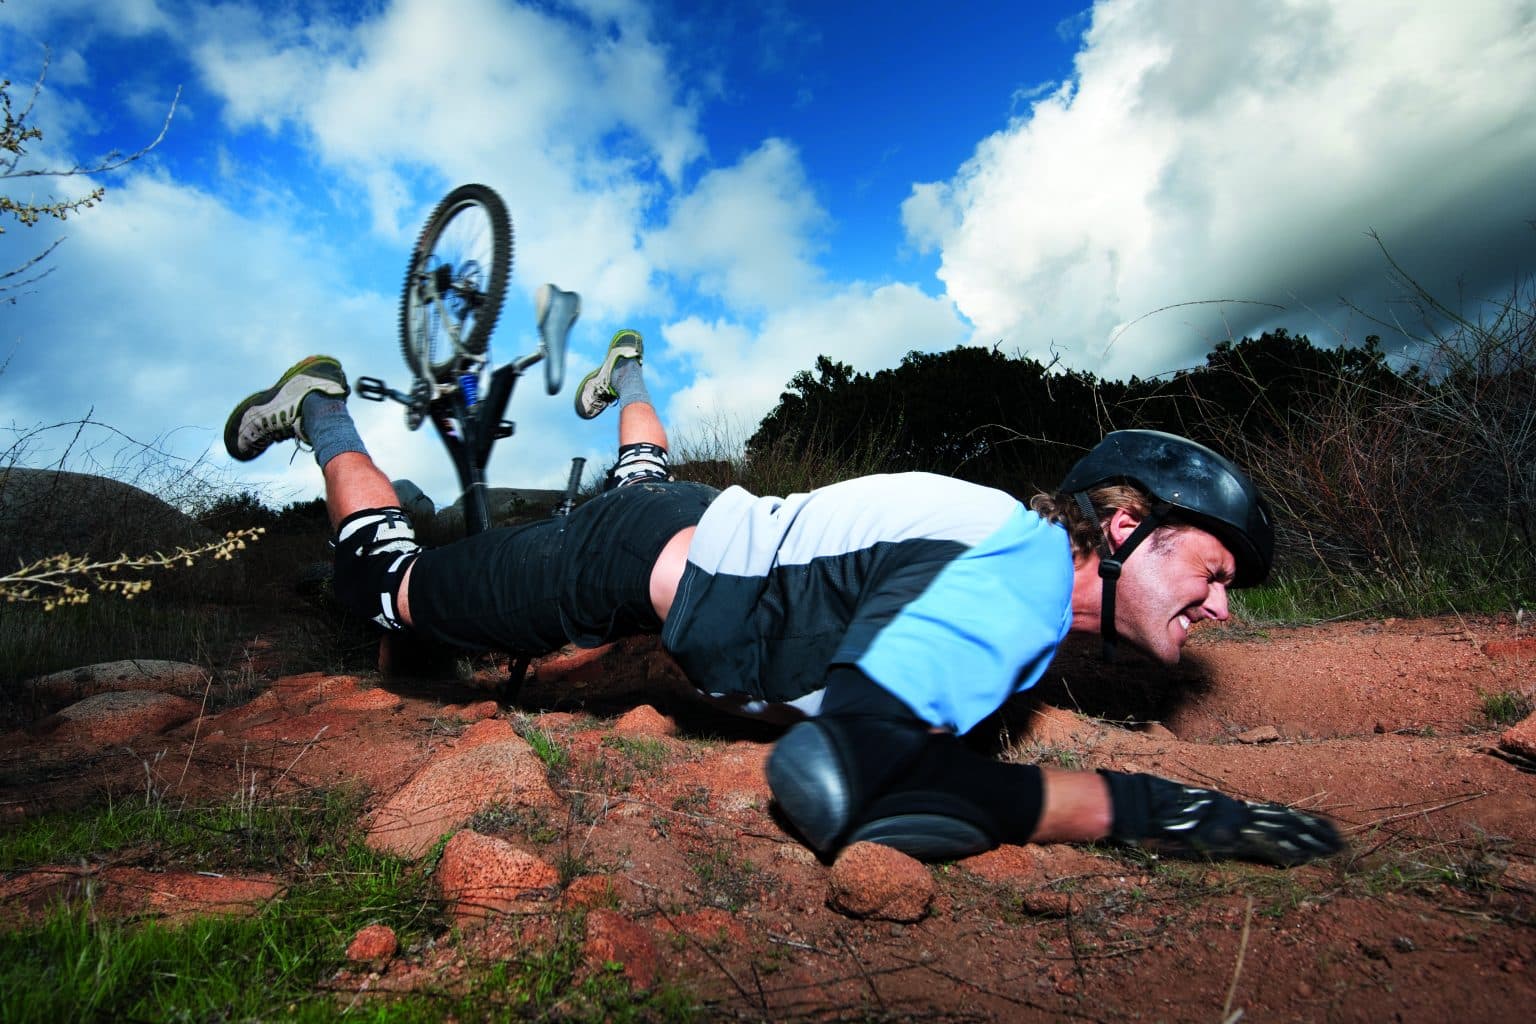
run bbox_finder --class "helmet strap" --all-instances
[1074,494,1169,661]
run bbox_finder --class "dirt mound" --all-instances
[3,615,1534,1020]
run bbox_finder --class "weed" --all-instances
[515,719,569,773]
[602,735,672,772]
[1007,740,1085,771]
[1481,689,1534,726]
[688,842,759,912]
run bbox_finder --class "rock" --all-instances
[0,468,243,598]
[0,865,282,926]
[827,842,934,922]
[1020,704,1107,747]
[583,909,660,988]
[1500,713,1536,760]
[612,704,676,738]
[1018,889,1073,916]
[24,659,208,705]
[1236,725,1281,744]
[561,874,624,909]
[40,691,201,746]
[443,700,501,723]
[328,688,404,713]
[346,924,399,963]
[366,736,560,859]
[436,830,558,924]
[1482,638,1536,662]
[1500,860,1536,894]
[390,478,436,528]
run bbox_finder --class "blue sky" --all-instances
[2,0,1533,508]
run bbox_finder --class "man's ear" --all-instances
[1103,506,1144,550]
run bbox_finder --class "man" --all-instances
[225,337,1343,867]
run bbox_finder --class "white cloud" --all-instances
[662,281,969,435]
[904,0,1536,377]
[188,0,706,317]
[645,138,827,312]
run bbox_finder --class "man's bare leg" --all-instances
[322,452,405,531]
[618,401,668,449]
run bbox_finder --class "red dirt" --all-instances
[3,614,1534,1021]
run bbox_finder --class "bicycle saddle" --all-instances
[535,283,580,394]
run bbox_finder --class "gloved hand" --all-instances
[1100,770,1344,867]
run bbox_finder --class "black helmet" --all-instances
[1060,430,1274,661]
[1060,429,1274,586]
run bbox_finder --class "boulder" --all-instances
[0,468,242,598]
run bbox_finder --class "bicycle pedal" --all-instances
[356,376,389,401]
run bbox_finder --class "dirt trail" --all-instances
[3,615,1534,1021]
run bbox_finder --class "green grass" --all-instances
[1481,689,1534,726]
[688,843,759,913]
[1233,558,1534,626]
[0,597,248,690]
[514,717,569,773]
[0,789,701,1022]
[601,735,672,772]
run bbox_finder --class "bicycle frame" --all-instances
[357,285,578,536]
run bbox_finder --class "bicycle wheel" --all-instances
[399,183,513,384]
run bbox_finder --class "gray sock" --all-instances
[300,391,368,469]
[611,357,650,411]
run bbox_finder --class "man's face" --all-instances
[1113,525,1236,664]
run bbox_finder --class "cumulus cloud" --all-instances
[904,0,1536,377]
[645,138,828,311]
[189,0,704,316]
[662,282,969,434]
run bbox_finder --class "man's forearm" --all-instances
[1030,768,1114,843]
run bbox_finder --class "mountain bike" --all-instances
[355,183,584,535]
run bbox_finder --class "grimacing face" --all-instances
[1111,524,1236,664]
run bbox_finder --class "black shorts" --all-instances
[406,480,718,654]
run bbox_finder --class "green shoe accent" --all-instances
[224,355,349,461]
[574,329,643,420]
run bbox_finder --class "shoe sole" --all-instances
[224,356,348,461]
[573,329,642,419]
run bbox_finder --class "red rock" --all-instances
[456,718,518,749]
[583,909,659,988]
[366,737,559,858]
[561,874,623,909]
[1020,704,1107,747]
[329,688,404,713]
[436,830,558,924]
[1482,638,1536,662]
[612,705,676,738]
[0,865,282,926]
[827,842,934,922]
[24,659,207,704]
[1501,713,1536,759]
[1236,725,1281,744]
[445,701,501,722]
[346,923,399,963]
[654,907,750,946]
[45,691,200,745]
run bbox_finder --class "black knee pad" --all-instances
[332,507,421,631]
[846,739,1045,860]
[766,713,930,854]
